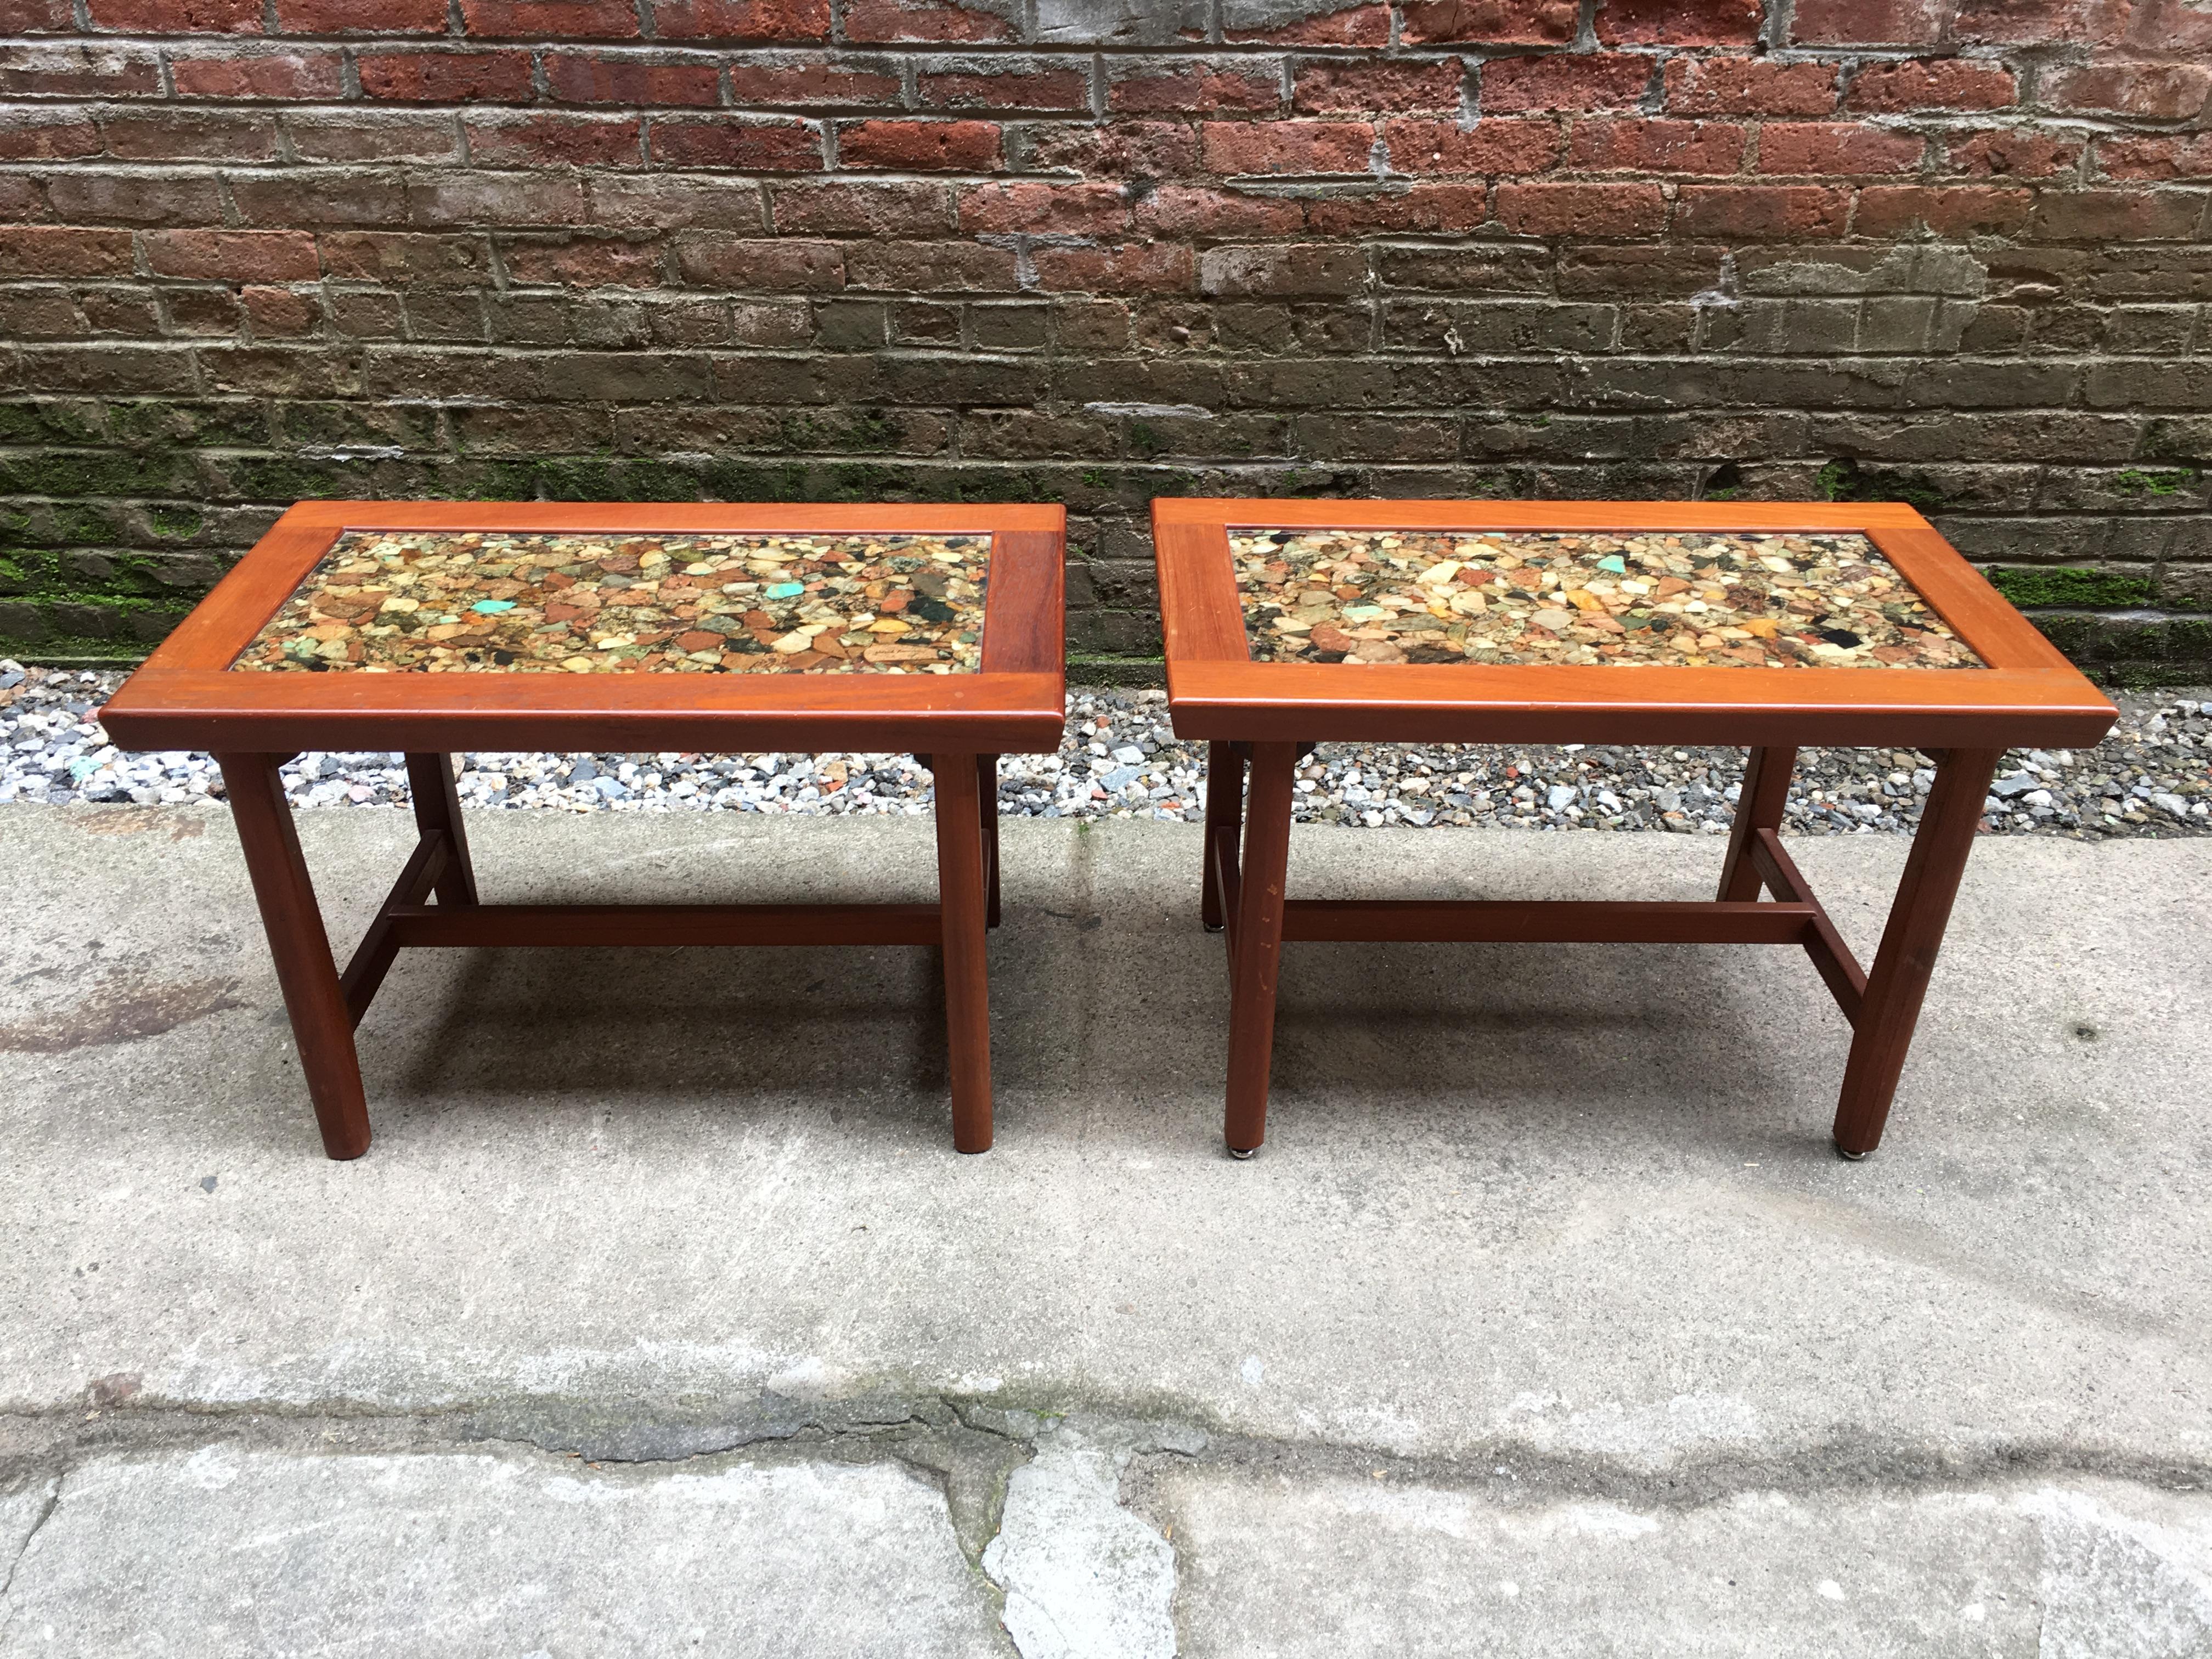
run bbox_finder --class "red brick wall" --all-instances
[2,0,2207,681]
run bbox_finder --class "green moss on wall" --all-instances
[1986,566,2158,609]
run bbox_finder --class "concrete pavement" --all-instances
[2,801,2209,1655]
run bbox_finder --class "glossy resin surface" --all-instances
[235,529,991,675]
[1232,528,1984,670]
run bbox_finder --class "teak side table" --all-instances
[1153,498,2117,1160]
[103,501,1066,1158]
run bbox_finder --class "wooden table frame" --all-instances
[1153,499,2118,1161]
[103,501,1066,1160]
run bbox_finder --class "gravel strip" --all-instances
[2,662,2207,838]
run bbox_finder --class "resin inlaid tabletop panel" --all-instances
[234,529,990,675]
[1232,528,1984,670]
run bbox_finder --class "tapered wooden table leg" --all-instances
[1201,741,1247,933]
[217,752,372,1161]
[977,753,1001,930]
[934,752,994,1154]
[1717,746,1797,901]
[1224,742,1296,1158]
[1832,747,2004,1159]
[404,752,478,906]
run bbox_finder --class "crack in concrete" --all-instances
[0,1474,64,1636]
[9,1391,2212,1511]
[10,1391,2212,1659]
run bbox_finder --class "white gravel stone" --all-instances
[2,664,2207,840]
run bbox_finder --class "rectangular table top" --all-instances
[103,502,1066,754]
[1155,499,2115,749]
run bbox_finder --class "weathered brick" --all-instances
[1305,181,1486,233]
[403,290,488,341]
[918,63,1090,113]
[1382,117,1560,175]
[14,345,198,395]
[1792,0,1948,43]
[1199,242,1365,297]
[320,231,492,284]
[2046,62,2212,120]
[1031,242,1195,294]
[2029,189,2207,242]
[241,285,320,336]
[1566,118,1744,174]
[274,0,447,29]
[1849,59,2016,113]
[88,0,260,31]
[648,116,824,169]
[547,52,723,106]
[357,51,536,103]
[0,44,162,98]
[1385,297,1613,351]
[1398,0,1576,43]
[0,289,100,341]
[1757,123,1925,175]
[1378,242,1552,291]
[290,112,465,165]
[772,179,951,235]
[1855,184,2032,236]
[496,236,658,289]
[323,286,408,332]
[145,229,320,282]
[586,173,767,228]
[0,228,132,278]
[725,58,902,106]
[1028,120,1200,179]
[228,170,410,227]
[0,111,102,161]
[1946,128,2083,178]
[2098,133,2212,182]
[1675,184,1850,238]
[1949,0,2125,43]
[837,119,1000,172]
[959,180,1127,233]
[654,0,833,37]
[1203,119,1375,176]
[843,240,1021,291]
[1222,0,1388,43]
[843,0,1014,42]
[1137,186,1303,237]
[1595,0,1757,44]
[99,111,281,163]
[170,48,343,99]
[465,113,642,166]
[1109,61,1282,114]
[1294,59,1463,115]
[1494,181,1667,235]
[46,171,229,226]
[675,234,843,289]
[0,0,75,28]
[459,1,642,35]
[1663,57,1838,116]
[1483,53,1653,114]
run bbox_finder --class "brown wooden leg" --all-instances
[1831,747,2003,1159]
[404,752,478,906]
[1224,742,1296,1158]
[1717,746,1797,901]
[217,752,372,1161]
[933,752,993,1154]
[977,753,1001,931]
[1201,741,1247,933]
